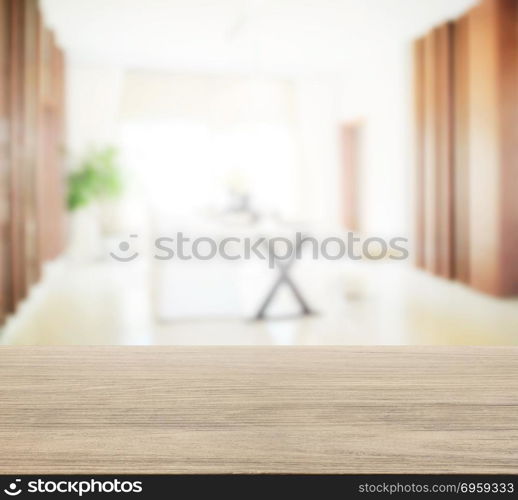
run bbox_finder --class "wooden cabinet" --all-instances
[414,24,455,279]
[0,0,65,324]
[413,0,518,296]
[0,0,11,321]
[467,0,518,296]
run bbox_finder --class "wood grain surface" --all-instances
[0,347,517,474]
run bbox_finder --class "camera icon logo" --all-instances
[4,479,22,496]
[110,234,139,262]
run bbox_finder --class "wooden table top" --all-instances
[1,346,517,474]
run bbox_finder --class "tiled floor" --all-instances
[2,256,517,345]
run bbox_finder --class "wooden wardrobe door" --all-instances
[453,16,470,284]
[0,0,66,324]
[420,25,455,278]
[422,31,439,274]
[9,0,27,307]
[467,0,518,296]
[0,0,11,321]
[413,38,426,269]
[434,23,455,280]
[39,30,66,262]
[22,0,42,288]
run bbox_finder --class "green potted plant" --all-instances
[67,146,124,211]
[67,147,125,260]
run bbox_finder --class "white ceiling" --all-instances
[41,0,476,76]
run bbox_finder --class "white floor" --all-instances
[2,255,518,345]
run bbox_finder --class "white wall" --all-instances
[340,44,412,239]
[56,0,474,234]
[66,67,346,224]
[288,47,413,238]
[65,54,413,239]
[65,63,124,163]
[291,78,343,226]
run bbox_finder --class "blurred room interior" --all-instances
[0,0,517,345]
